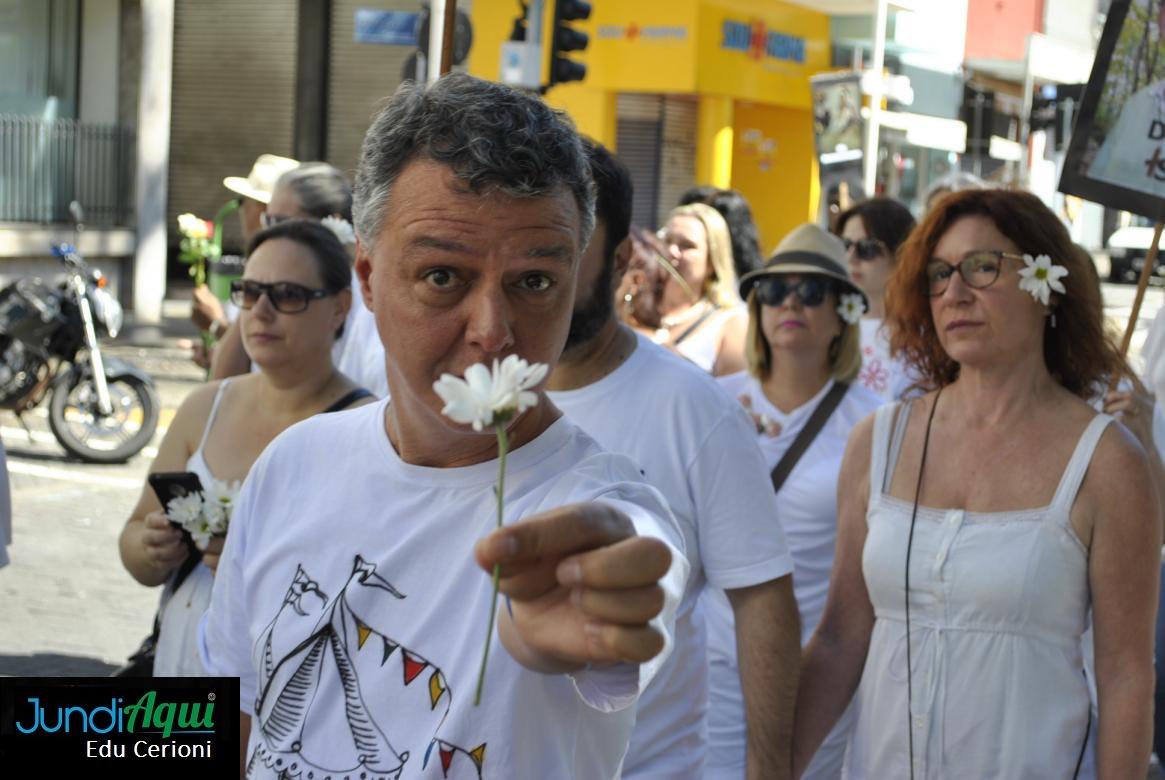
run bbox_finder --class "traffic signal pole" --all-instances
[426,0,461,80]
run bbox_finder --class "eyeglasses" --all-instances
[925,251,1025,297]
[754,276,834,308]
[842,237,887,261]
[259,212,293,230]
[229,279,333,314]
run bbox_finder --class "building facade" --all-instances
[470,0,832,254]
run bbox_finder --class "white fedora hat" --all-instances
[738,223,868,309]
[223,154,300,204]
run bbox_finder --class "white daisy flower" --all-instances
[321,215,356,246]
[164,492,203,529]
[1017,253,1068,306]
[433,355,548,432]
[837,293,866,325]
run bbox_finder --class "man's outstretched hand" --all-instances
[474,502,673,674]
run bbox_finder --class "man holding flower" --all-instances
[200,73,688,779]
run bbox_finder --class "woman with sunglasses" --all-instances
[211,163,388,397]
[793,190,1160,778]
[642,203,747,376]
[119,220,374,676]
[704,224,881,780]
[834,198,917,401]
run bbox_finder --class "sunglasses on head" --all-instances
[842,237,887,261]
[754,276,835,308]
[259,212,293,230]
[229,279,333,314]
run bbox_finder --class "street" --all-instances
[0,312,204,676]
[1,283,1163,676]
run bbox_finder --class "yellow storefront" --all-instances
[469,0,831,252]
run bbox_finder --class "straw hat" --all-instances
[223,154,300,204]
[738,223,868,309]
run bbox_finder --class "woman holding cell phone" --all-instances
[118,220,374,676]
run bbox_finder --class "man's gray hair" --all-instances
[353,73,596,249]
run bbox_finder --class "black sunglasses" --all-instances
[925,251,1025,297]
[842,237,887,261]
[754,276,834,308]
[229,279,333,314]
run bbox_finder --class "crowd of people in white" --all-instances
[88,72,1165,779]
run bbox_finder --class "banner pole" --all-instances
[1109,220,1164,391]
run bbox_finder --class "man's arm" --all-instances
[727,574,801,780]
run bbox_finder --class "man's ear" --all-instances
[613,236,633,282]
[354,239,375,310]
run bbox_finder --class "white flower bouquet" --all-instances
[163,478,241,549]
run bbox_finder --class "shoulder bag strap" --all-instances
[673,305,720,347]
[322,388,374,414]
[770,382,850,494]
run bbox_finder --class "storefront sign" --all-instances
[354,9,419,46]
[721,19,805,64]
[596,24,688,41]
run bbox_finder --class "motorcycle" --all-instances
[0,202,159,463]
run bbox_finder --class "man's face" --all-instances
[356,159,581,430]
[564,221,615,351]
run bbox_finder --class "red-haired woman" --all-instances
[792,189,1160,778]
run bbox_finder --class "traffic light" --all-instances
[548,0,591,88]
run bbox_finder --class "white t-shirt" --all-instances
[332,269,388,398]
[548,334,795,779]
[857,318,915,402]
[703,373,881,779]
[199,400,688,780]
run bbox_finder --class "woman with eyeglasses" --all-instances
[635,203,747,376]
[704,224,881,780]
[119,220,374,676]
[834,198,917,401]
[211,163,388,397]
[793,190,1160,778]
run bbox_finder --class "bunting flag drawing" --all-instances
[423,738,487,779]
[245,556,486,778]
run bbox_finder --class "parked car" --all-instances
[1107,222,1165,284]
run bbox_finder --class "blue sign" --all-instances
[721,19,805,64]
[354,9,419,46]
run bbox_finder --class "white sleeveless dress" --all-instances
[847,402,1110,779]
[152,380,232,676]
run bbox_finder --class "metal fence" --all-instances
[0,115,135,227]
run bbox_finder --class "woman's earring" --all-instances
[1050,311,1057,329]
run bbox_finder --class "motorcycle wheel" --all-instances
[48,372,160,463]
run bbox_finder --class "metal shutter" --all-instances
[657,95,697,226]
[616,93,663,231]
[168,0,298,256]
[327,0,416,179]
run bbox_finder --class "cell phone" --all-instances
[148,471,204,529]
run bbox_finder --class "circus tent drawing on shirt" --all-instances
[249,556,487,779]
